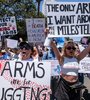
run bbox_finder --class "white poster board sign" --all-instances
[46,2,90,37]
[79,57,90,73]
[0,16,17,36]
[26,18,45,43]
[0,61,51,100]
[7,39,18,48]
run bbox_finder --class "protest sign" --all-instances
[43,60,61,76]
[79,57,90,73]
[0,16,17,36]
[49,60,61,76]
[26,18,45,43]
[0,61,51,100]
[6,39,18,48]
[46,2,90,37]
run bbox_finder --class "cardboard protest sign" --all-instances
[46,2,90,37]
[26,18,45,43]
[0,61,51,100]
[79,57,90,73]
[6,39,18,48]
[0,16,17,36]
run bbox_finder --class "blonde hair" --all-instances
[62,40,76,57]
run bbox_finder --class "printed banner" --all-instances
[26,18,45,43]
[0,16,17,36]
[46,2,90,37]
[0,61,51,100]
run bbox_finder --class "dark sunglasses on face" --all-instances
[66,46,76,50]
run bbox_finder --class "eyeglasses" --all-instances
[66,46,76,51]
[20,46,30,50]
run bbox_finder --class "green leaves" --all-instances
[0,0,44,40]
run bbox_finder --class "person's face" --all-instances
[65,43,76,57]
[20,46,32,60]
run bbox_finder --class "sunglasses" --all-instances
[66,46,76,50]
[20,46,30,50]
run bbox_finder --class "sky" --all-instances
[40,0,90,42]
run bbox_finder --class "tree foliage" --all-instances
[0,0,44,40]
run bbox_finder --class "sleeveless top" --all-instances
[61,57,79,76]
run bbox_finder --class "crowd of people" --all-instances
[0,28,90,100]
[0,37,60,61]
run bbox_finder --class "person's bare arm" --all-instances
[78,45,90,61]
[44,28,62,63]
[50,40,62,62]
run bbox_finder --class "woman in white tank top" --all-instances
[44,28,90,100]
[51,40,90,100]
[50,40,90,82]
